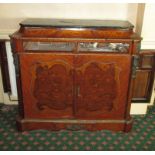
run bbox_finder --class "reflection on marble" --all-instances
[23,42,75,51]
[79,42,129,52]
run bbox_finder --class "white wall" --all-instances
[0,3,138,31]
[141,4,155,49]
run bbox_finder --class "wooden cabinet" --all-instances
[10,19,142,132]
[132,70,152,99]
[132,51,155,102]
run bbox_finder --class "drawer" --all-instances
[23,41,76,52]
[22,41,132,54]
[78,42,130,53]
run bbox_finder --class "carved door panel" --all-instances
[19,53,74,119]
[75,54,132,119]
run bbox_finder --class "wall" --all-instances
[141,4,155,49]
[0,3,138,33]
[135,3,145,35]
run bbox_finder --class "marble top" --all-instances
[20,18,134,29]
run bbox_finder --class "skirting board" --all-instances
[130,103,148,115]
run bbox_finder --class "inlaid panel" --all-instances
[77,62,118,112]
[33,63,72,111]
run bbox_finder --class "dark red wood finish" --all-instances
[132,50,155,102]
[10,19,142,132]
[75,54,132,119]
[19,53,74,119]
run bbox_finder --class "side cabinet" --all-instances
[10,19,142,132]
[132,51,155,102]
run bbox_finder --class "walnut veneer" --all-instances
[10,19,142,132]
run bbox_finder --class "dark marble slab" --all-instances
[20,18,134,29]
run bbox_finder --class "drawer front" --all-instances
[19,53,74,119]
[23,42,76,52]
[78,42,131,53]
[21,41,132,54]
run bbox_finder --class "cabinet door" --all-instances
[19,53,74,119]
[75,54,132,119]
[132,70,153,101]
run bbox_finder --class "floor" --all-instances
[0,103,155,151]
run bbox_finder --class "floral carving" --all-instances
[77,62,119,112]
[33,63,72,110]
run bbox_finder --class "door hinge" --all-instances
[132,55,139,78]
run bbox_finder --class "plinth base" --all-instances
[16,116,133,132]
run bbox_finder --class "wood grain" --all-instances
[10,19,142,132]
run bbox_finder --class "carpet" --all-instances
[0,103,155,151]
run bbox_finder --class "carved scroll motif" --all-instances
[33,61,73,110]
[77,62,120,112]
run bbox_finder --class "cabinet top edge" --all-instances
[20,18,134,30]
